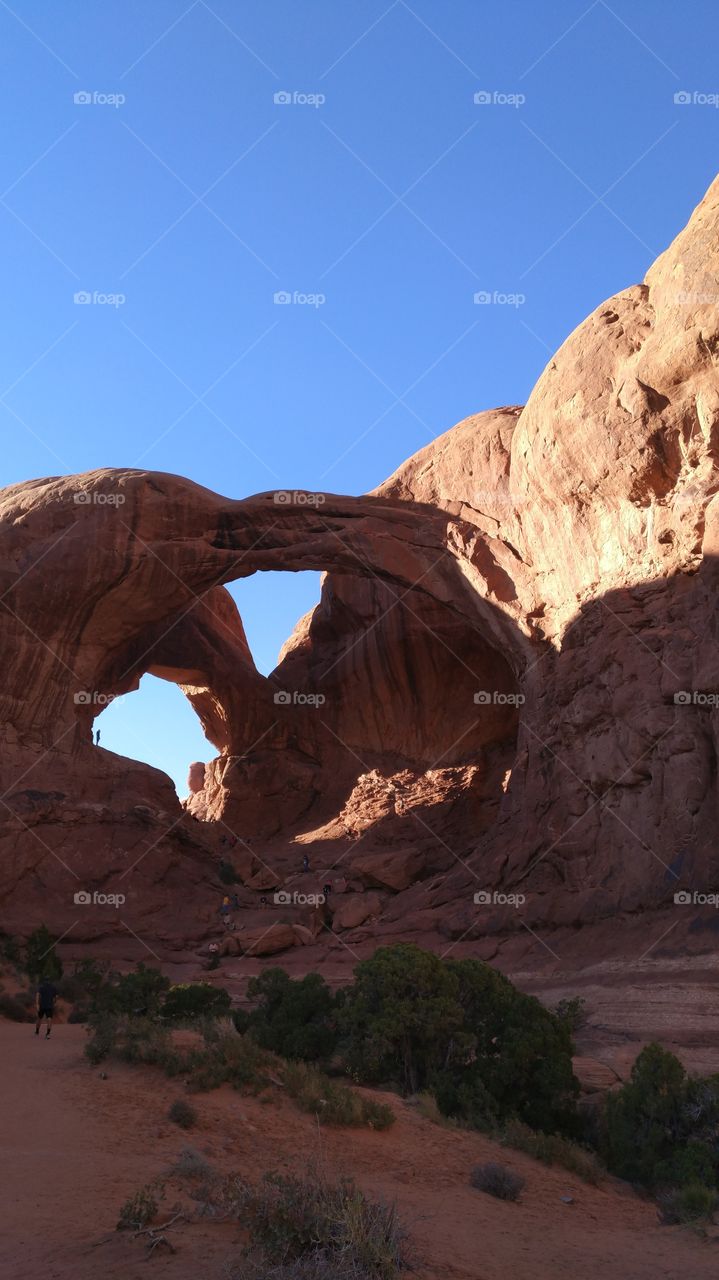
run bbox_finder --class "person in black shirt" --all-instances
[35,977,57,1038]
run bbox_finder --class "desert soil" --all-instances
[2,1023,719,1280]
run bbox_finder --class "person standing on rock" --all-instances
[95,729,101,746]
[302,854,310,873]
[34,977,57,1039]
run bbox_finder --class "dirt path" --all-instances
[2,1023,719,1279]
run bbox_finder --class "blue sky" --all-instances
[2,0,716,792]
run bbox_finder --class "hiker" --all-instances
[35,976,58,1038]
[230,893,240,910]
[219,895,233,929]
[302,853,310,873]
[95,729,101,746]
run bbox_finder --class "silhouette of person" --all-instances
[95,729,101,746]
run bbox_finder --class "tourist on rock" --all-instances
[302,854,310,873]
[34,977,58,1039]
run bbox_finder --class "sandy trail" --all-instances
[2,1022,718,1279]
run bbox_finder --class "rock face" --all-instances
[2,175,719,963]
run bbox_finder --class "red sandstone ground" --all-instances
[3,1021,719,1280]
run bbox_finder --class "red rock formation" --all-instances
[3,175,719,966]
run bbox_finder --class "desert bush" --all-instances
[168,1146,213,1181]
[185,1027,273,1093]
[502,1119,603,1184]
[85,1017,117,1064]
[24,925,63,983]
[107,963,170,1017]
[338,945,578,1134]
[246,969,338,1063]
[554,996,588,1033]
[0,931,21,969]
[116,1184,160,1230]
[284,1062,395,1130]
[237,1169,404,1278]
[657,1183,718,1225]
[603,1044,719,1189]
[168,1098,198,1129]
[162,982,232,1023]
[219,860,238,884]
[469,1162,525,1201]
[0,989,32,1022]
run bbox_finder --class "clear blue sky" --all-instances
[2,0,716,792]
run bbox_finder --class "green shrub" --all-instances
[219,860,238,884]
[338,945,578,1134]
[0,989,31,1022]
[85,1017,117,1064]
[162,982,232,1022]
[238,1169,404,1278]
[24,926,63,983]
[186,1028,273,1094]
[284,1062,395,1130]
[0,932,21,969]
[246,969,338,1063]
[603,1044,719,1189]
[168,1098,198,1129]
[554,996,588,1033]
[469,1162,525,1201]
[502,1119,603,1184]
[657,1183,718,1225]
[168,1147,213,1181]
[116,1184,160,1230]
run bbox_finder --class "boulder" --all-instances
[331,892,383,930]
[349,849,427,892]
